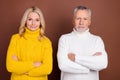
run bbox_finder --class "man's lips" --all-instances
[77,26,85,28]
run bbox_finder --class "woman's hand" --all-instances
[12,55,18,61]
[34,62,42,67]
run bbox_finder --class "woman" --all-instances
[6,6,53,80]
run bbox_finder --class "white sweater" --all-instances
[57,29,108,80]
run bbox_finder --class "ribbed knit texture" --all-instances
[57,28,108,80]
[6,28,53,80]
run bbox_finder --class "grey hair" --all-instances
[73,5,92,17]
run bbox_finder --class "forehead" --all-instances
[75,10,90,18]
[28,12,40,18]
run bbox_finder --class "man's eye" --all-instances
[76,18,80,20]
[84,18,88,20]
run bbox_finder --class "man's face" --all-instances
[74,10,91,32]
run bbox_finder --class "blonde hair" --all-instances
[19,6,46,40]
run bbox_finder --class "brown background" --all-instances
[0,0,120,80]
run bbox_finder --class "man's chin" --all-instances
[76,29,86,33]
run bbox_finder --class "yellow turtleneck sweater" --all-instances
[6,28,53,80]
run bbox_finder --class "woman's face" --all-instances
[26,12,41,31]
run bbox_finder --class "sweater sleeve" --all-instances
[75,37,108,71]
[6,35,34,74]
[28,38,53,76]
[57,35,90,73]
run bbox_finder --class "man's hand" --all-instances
[93,52,102,56]
[68,53,75,62]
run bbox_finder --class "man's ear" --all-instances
[88,19,91,26]
[72,17,75,26]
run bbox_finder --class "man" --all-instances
[57,5,108,80]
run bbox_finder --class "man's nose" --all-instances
[79,20,83,25]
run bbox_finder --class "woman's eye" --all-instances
[36,19,40,21]
[28,18,32,21]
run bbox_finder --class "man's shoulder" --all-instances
[60,32,73,39]
[89,33,102,40]
[58,32,73,43]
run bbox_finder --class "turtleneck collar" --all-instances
[72,28,90,38]
[23,28,40,40]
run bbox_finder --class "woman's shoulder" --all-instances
[11,33,20,40]
[42,36,52,43]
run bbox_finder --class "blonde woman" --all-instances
[6,6,53,80]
